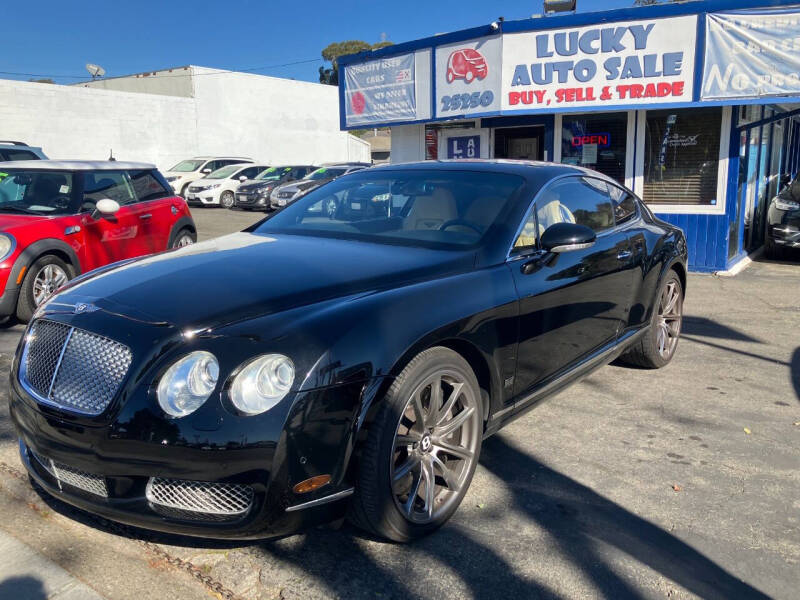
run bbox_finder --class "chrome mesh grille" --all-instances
[146,478,254,517]
[31,450,108,497]
[21,319,132,416]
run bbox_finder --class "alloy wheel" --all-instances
[221,192,235,208]
[390,371,480,524]
[32,264,68,306]
[656,279,682,359]
[173,233,194,248]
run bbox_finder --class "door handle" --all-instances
[139,213,152,220]
[617,250,633,260]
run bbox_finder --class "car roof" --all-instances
[0,160,155,171]
[191,156,253,160]
[370,159,612,185]
[320,162,371,167]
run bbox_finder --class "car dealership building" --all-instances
[338,0,800,272]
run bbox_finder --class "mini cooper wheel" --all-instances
[221,191,235,209]
[171,229,196,248]
[620,270,683,369]
[17,255,73,321]
[350,347,482,542]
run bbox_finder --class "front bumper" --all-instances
[9,332,377,538]
[185,192,220,206]
[234,192,269,210]
[767,208,800,247]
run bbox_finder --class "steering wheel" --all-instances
[439,219,483,235]
[49,195,72,210]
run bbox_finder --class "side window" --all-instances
[538,177,614,233]
[3,150,38,161]
[82,171,136,208]
[241,166,261,179]
[129,170,170,202]
[608,184,638,225]
[201,161,215,173]
[513,205,539,250]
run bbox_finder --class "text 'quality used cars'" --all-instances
[0,161,196,321]
[10,161,686,542]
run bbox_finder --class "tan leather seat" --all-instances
[404,188,456,230]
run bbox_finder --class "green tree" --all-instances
[319,40,394,85]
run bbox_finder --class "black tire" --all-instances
[16,255,74,322]
[180,183,190,198]
[171,228,196,249]
[349,347,483,542]
[619,270,683,369]
[220,191,235,209]
[764,238,785,261]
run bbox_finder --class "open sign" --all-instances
[571,133,611,148]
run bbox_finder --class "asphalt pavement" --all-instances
[0,206,797,600]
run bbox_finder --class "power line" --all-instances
[0,58,324,82]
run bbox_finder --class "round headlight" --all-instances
[0,234,15,262]
[157,351,219,417]
[230,354,294,415]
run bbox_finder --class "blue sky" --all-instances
[5,0,635,85]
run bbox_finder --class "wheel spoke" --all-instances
[402,469,423,516]
[429,376,443,426]
[436,382,463,426]
[421,458,435,519]
[393,454,420,483]
[394,434,419,448]
[433,439,473,461]
[431,454,460,492]
[436,406,475,437]
[411,392,426,433]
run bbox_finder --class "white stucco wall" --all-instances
[0,79,197,168]
[0,67,369,172]
[190,67,369,164]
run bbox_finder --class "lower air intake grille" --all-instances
[31,451,108,497]
[146,478,254,518]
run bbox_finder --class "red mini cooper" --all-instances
[0,161,196,321]
[446,48,488,83]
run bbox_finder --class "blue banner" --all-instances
[703,9,800,100]
[344,54,416,126]
[446,135,481,159]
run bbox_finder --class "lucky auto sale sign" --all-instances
[500,16,697,112]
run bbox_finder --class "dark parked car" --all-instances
[234,165,316,211]
[269,163,370,210]
[10,161,687,542]
[765,175,800,259]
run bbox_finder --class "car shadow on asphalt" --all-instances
[29,434,771,600]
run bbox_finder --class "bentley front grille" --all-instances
[21,319,132,416]
[146,478,254,518]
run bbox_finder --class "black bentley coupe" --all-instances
[9,160,687,542]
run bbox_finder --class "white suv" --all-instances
[163,156,253,197]
[185,163,270,208]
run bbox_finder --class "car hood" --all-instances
[239,180,278,193]
[55,232,475,330]
[0,214,50,232]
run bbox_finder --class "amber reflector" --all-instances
[292,474,331,494]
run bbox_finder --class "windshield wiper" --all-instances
[0,205,42,215]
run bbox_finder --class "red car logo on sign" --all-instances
[446,48,488,84]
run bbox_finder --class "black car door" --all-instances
[509,175,635,398]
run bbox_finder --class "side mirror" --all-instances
[92,198,120,219]
[202,168,212,174]
[540,222,596,253]
[239,175,247,182]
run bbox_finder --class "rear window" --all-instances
[1,149,39,161]
[129,170,171,202]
